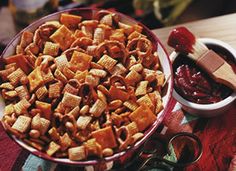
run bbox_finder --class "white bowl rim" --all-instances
[170,38,236,111]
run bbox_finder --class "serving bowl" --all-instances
[0,8,174,166]
[170,38,236,117]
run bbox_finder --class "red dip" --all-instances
[173,45,234,104]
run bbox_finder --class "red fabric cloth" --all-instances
[0,124,26,171]
[186,101,236,171]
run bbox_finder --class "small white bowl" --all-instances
[170,38,236,117]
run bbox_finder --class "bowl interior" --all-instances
[0,8,173,165]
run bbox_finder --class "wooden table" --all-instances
[152,13,236,54]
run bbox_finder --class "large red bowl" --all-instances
[0,8,174,166]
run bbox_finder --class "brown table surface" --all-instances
[152,12,236,54]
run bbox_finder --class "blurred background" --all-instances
[1,0,236,53]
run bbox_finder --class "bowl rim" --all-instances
[0,7,174,165]
[170,38,236,111]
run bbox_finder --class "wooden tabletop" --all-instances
[152,13,236,55]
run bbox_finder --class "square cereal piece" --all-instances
[68,146,87,161]
[62,66,75,80]
[4,104,15,115]
[91,126,117,149]
[89,69,107,78]
[0,82,14,90]
[48,127,60,141]
[15,85,30,100]
[35,86,48,100]
[50,25,75,51]
[49,82,62,98]
[148,91,163,114]
[27,67,44,92]
[40,117,51,135]
[125,70,142,86]
[54,69,68,84]
[109,29,126,44]
[129,63,143,72]
[110,63,127,75]
[43,42,60,56]
[62,92,81,108]
[84,138,102,157]
[74,29,86,38]
[129,104,156,131]
[156,71,165,86]
[97,55,117,71]
[135,81,148,96]
[70,51,93,72]
[41,68,54,84]
[35,101,52,120]
[77,116,92,130]
[85,74,100,87]
[7,68,26,86]
[137,94,155,112]
[60,13,82,29]
[62,83,78,95]
[123,100,139,111]
[89,99,106,117]
[46,141,61,156]
[59,133,72,151]
[12,115,31,133]
[74,70,88,83]
[54,55,69,71]
[16,45,24,54]
[14,98,31,115]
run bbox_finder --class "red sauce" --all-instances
[173,54,233,104]
[168,27,196,54]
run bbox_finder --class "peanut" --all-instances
[102,148,113,157]
[29,129,40,138]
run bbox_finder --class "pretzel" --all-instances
[71,37,93,49]
[95,10,119,25]
[116,126,133,151]
[33,23,58,50]
[95,40,128,63]
[127,37,153,64]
